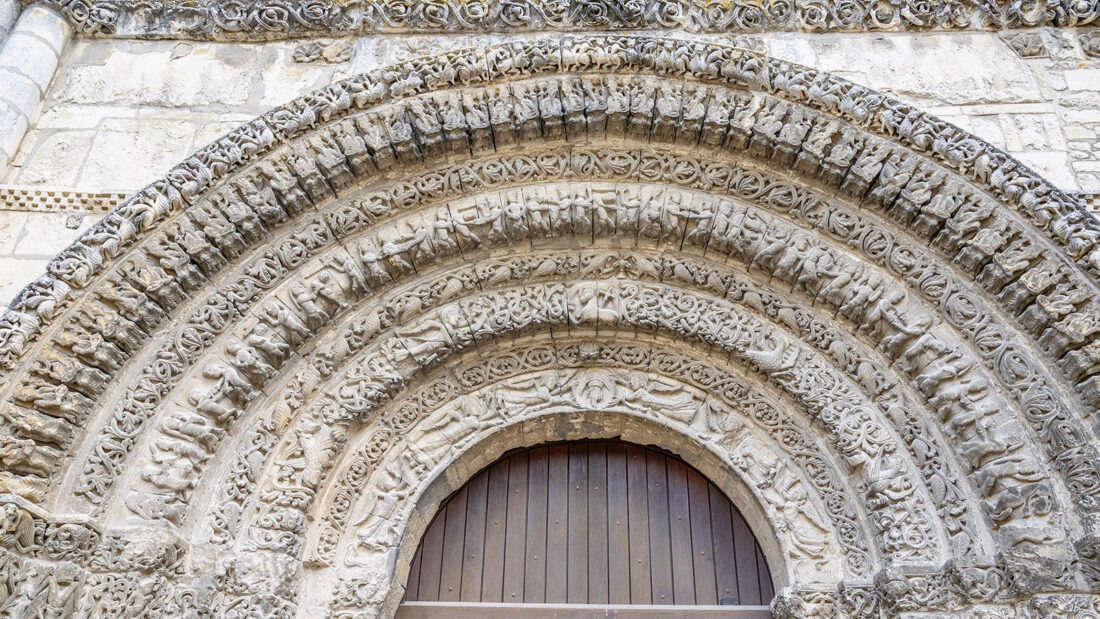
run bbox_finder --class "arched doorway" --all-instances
[1,34,1098,619]
[400,440,773,617]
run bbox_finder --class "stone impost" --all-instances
[0,3,69,171]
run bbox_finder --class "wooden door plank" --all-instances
[666,458,696,605]
[587,442,610,605]
[523,448,548,602]
[438,487,469,601]
[396,601,773,618]
[417,497,448,602]
[406,537,423,601]
[755,543,774,603]
[546,444,570,602]
[460,470,490,602]
[606,442,631,604]
[480,463,510,602]
[731,505,761,605]
[687,468,718,604]
[504,452,531,603]
[567,443,589,603]
[710,484,740,605]
[646,450,673,605]
[625,444,651,604]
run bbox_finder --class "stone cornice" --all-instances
[23,0,1100,39]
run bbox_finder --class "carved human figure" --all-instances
[355,450,428,550]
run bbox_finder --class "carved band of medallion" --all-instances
[2,35,1095,391]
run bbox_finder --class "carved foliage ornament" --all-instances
[23,0,1100,37]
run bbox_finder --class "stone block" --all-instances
[0,211,28,254]
[56,42,257,108]
[0,255,48,305]
[11,130,94,186]
[1013,151,1079,190]
[79,118,195,189]
[1065,69,1100,91]
[0,103,28,165]
[807,33,1042,105]
[258,47,334,108]
[11,211,88,256]
[0,32,62,92]
[1000,114,1067,151]
[967,115,1007,149]
[0,0,18,40]
[35,105,137,130]
[13,5,70,54]
[0,66,43,118]
[1064,124,1097,140]
[764,35,818,67]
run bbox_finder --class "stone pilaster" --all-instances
[0,0,19,43]
[0,3,70,171]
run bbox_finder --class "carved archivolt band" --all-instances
[1,35,1099,619]
[25,0,1100,38]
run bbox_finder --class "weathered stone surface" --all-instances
[9,130,94,186]
[55,42,257,108]
[79,119,195,188]
[773,33,1044,106]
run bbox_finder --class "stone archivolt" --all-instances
[25,0,1100,38]
[0,35,1099,617]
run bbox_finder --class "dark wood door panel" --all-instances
[396,602,774,618]
[403,440,774,609]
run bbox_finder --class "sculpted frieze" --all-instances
[2,158,1064,611]
[30,0,1100,38]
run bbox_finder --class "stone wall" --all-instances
[1,26,1100,302]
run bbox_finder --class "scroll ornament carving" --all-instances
[241,277,944,579]
[25,0,1100,38]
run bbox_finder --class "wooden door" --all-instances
[400,441,773,617]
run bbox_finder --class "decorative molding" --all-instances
[23,0,1100,39]
[0,185,131,214]
[1075,191,1100,214]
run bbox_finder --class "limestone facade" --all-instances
[0,4,1099,618]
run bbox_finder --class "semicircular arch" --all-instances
[1,34,1099,619]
